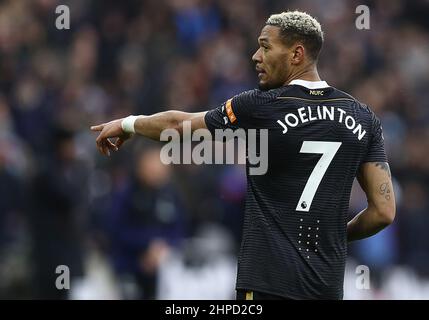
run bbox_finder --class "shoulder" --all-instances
[330,87,377,116]
[230,88,286,112]
[232,88,277,104]
[330,87,357,101]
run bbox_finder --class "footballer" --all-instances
[91,11,395,300]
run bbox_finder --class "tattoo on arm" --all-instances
[379,182,391,200]
[375,162,391,178]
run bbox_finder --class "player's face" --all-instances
[252,25,291,90]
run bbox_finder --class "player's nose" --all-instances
[252,48,262,63]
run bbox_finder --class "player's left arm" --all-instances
[90,111,207,156]
[91,90,256,156]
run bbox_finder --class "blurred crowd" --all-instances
[0,0,428,299]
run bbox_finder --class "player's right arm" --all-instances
[347,105,396,242]
[347,162,396,242]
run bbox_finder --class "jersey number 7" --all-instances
[296,141,342,212]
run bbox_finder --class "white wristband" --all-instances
[121,115,138,134]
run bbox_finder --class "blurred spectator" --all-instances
[103,146,186,299]
[28,127,89,299]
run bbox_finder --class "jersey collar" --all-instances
[289,79,330,89]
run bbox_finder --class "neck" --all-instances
[284,64,321,85]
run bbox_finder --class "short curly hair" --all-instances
[266,11,324,61]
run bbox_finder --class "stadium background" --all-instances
[0,0,428,299]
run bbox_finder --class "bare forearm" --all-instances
[133,110,196,140]
[347,206,392,242]
[91,110,207,156]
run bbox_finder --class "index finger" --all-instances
[90,124,104,131]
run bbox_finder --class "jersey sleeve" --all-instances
[204,90,258,134]
[361,109,388,163]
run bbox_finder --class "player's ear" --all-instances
[291,44,305,65]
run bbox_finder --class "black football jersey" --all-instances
[204,80,387,300]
